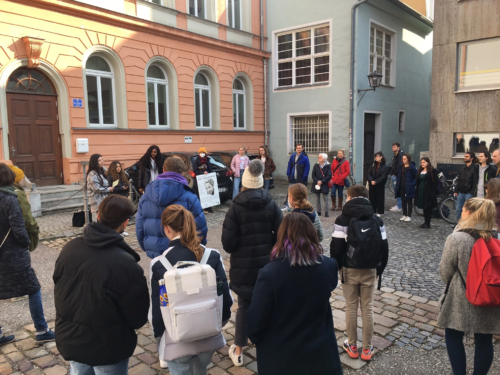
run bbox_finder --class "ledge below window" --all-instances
[274,82,330,92]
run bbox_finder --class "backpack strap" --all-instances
[199,246,212,265]
[156,246,175,271]
[0,228,11,249]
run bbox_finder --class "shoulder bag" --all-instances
[0,229,11,249]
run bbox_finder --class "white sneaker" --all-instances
[229,344,243,367]
[376,213,381,217]
[390,205,402,212]
[160,360,168,369]
[121,231,129,237]
[400,216,407,221]
[404,217,412,222]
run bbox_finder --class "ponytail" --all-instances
[289,183,314,212]
[161,205,204,261]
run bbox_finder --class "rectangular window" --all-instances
[370,25,394,86]
[228,0,241,30]
[189,0,205,18]
[291,115,329,154]
[398,110,405,133]
[457,38,500,91]
[454,133,500,156]
[276,24,330,89]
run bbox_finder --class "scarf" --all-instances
[156,172,188,186]
[150,158,158,182]
[198,156,209,165]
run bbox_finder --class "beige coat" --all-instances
[437,231,500,334]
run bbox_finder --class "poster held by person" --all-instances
[197,173,220,209]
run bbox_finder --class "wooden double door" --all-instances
[7,93,63,186]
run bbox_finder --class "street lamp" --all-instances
[357,71,383,105]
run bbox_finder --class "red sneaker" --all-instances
[343,340,359,359]
[361,346,374,361]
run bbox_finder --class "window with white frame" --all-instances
[398,110,405,133]
[194,73,211,128]
[147,65,169,127]
[276,24,330,89]
[233,79,245,129]
[227,0,241,29]
[86,55,116,126]
[290,115,329,154]
[189,0,205,18]
[370,25,394,86]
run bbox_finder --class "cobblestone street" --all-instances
[1,181,499,374]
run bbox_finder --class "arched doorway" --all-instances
[6,68,63,186]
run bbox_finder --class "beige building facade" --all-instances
[429,0,500,164]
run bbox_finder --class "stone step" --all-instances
[42,202,85,214]
[41,196,85,210]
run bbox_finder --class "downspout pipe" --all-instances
[261,0,269,147]
[349,0,370,185]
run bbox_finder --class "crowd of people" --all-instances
[1,142,500,375]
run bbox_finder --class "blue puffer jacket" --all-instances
[136,175,208,259]
[395,162,417,200]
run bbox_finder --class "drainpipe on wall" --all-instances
[261,0,269,147]
[349,0,370,185]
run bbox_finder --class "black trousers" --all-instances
[402,198,413,217]
[445,328,493,375]
[424,208,432,226]
[369,184,385,214]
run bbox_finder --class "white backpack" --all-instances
[155,246,223,343]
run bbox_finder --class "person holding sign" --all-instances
[107,161,130,198]
[192,147,213,213]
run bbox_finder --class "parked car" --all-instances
[125,152,233,203]
[216,151,275,190]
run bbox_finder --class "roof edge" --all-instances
[386,0,434,29]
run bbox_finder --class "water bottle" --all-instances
[159,279,168,307]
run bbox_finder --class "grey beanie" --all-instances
[242,159,264,189]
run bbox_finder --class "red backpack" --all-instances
[458,236,500,307]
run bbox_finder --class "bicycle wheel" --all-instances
[388,179,395,194]
[439,196,458,225]
[414,206,423,216]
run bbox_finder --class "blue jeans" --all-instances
[70,358,129,375]
[456,193,473,221]
[233,169,244,199]
[445,328,493,375]
[264,179,270,191]
[167,351,214,375]
[392,175,401,209]
[330,184,344,198]
[0,290,48,336]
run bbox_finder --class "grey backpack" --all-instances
[155,246,222,343]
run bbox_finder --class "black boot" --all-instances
[325,211,329,217]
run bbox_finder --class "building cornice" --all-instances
[9,0,270,60]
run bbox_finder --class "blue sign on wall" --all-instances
[72,98,83,108]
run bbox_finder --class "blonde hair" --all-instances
[161,205,204,261]
[455,198,497,239]
[288,184,314,212]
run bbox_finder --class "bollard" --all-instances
[82,161,90,225]
[129,179,133,202]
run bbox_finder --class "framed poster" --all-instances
[196,173,220,208]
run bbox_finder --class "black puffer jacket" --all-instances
[0,187,40,300]
[330,197,389,275]
[53,223,149,366]
[221,189,283,297]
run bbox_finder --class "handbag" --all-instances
[72,210,92,227]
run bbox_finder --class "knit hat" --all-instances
[242,159,264,189]
[198,147,207,154]
[9,165,25,184]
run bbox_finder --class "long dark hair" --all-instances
[139,145,162,174]
[374,151,386,164]
[479,151,492,164]
[417,157,434,174]
[271,212,323,266]
[87,154,105,185]
[107,161,128,184]
[0,163,16,187]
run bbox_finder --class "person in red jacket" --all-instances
[330,150,350,211]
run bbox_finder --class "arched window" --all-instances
[7,69,55,95]
[85,55,116,126]
[147,65,169,127]
[194,73,211,128]
[233,79,245,129]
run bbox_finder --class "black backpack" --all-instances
[346,214,383,269]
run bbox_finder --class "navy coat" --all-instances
[0,187,40,300]
[136,175,208,259]
[247,255,343,375]
[311,162,332,194]
[395,162,417,200]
